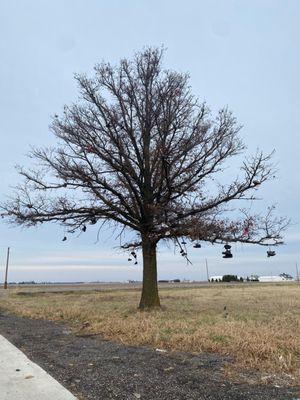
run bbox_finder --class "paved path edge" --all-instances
[0,334,77,400]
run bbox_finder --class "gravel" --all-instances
[0,312,299,400]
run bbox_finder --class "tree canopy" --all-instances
[1,47,288,308]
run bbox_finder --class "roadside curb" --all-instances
[0,335,77,400]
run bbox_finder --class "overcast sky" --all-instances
[0,0,299,282]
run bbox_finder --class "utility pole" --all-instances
[296,262,299,283]
[4,247,10,289]
[205,258,209,282]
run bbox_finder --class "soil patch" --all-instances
[0,312,299,400]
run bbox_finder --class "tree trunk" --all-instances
[139,236,160,310]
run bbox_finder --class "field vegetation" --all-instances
[1,283,299,384]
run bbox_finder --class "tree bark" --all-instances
[139,236,161,310]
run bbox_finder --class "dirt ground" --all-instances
[0,311,299,400]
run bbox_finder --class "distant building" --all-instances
[209,276,223,282]
[258,273,294,283]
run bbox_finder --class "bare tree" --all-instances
[1,48,288,309]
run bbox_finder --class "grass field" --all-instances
[1,283,299,384]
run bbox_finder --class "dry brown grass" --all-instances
[1,283,299,384]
